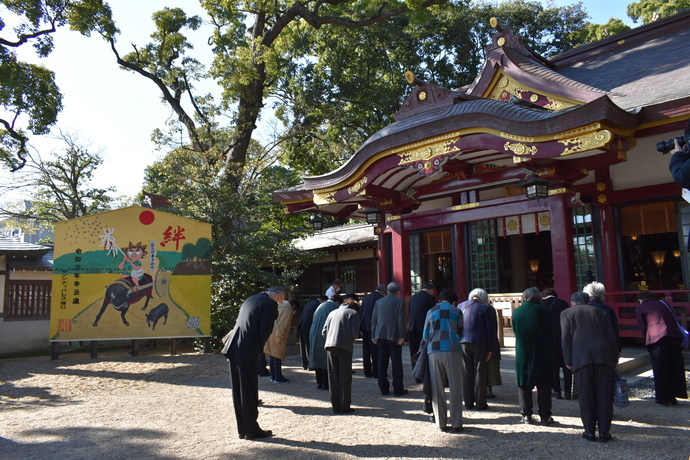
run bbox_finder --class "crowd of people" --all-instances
[222,280,687,442]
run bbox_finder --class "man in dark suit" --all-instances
[222,286,285,440]
[561,291,619,443]
[371,282,408,396]
[298,295,328,370]
[360,285,386,378]
[541,288,572,400]
[407,282,436,373]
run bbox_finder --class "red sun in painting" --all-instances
[139,210,155,225]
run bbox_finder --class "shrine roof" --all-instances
[552,11,690,113]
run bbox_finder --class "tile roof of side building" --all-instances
[293,224,377,251]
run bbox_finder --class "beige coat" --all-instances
[264,300,294,360]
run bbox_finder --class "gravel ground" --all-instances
[1,344,689,460]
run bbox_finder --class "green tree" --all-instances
[2,130,115,226]
[0,0,116,171]
[96,1,448,189]
[274,0,592,175]
[573,18,631,44]
[142,139,318,349]
[627,0,690,24]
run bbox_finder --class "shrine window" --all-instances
[619,200,683,292]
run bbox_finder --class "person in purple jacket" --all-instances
[636,291,687,406]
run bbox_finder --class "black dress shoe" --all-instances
[244,429,273,440]
[450,427,463,433]
[552,391,563,399]
[582,432,596,442]
[541,416,555,426]
[599,432,612,442]
[341,408,355,414]
[393,389,409,396]
[521,415,533,424]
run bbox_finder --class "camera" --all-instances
[657,136,686,154]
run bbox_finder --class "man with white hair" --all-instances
[457,288,496,411]
[583,282,622,354]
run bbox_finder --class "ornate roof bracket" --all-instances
[395,71,475,122]
[488,17,553,68]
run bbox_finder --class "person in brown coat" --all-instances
[264,299,295,383]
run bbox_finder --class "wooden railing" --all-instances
[605,290,689,338]
[4,280,52,320]
[488,290,690,339]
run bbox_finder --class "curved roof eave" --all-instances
[294,95,638,193]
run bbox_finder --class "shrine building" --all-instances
[273,12,690,338]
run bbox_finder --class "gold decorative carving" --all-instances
[497,37,506,46]
[558,130,613,156]
[500,132,535,142]
[553,123,602,139]
[398,139,460,165]
[504,141,537,156]
[419,91,427,101]
[347,177,368,195]
[596,182,606,191]
[530,94,539,103]
[451,202,481,211]
[313,191,336,205]
[617,39,625,45]
[544,98,567,110]
[598,194,607,203]
[387,215,401,222]
[487,73,578,110]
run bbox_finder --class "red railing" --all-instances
[606,290,690,338]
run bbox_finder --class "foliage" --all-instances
[274,0,592,175]
[0,130,115,227]
[142,139,318,350]
[572,18,631,44]
[0,0,115,171]
[627,0,690,24]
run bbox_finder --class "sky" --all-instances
[4,0,637,201]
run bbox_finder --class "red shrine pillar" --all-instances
[549,194,577,296]
[389,220,411,297]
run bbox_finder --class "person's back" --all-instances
[372,293,405,341]
[360,289,384,332]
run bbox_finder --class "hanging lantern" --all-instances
[524,177,549,200]
[310,214,324,231]
[362,206,383,225]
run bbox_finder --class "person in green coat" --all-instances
[512,287,554,426]
[309,295,342,390]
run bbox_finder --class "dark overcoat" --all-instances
[309,300,338,370]
[512,300,553,387]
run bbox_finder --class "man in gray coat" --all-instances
[371,282,408,396]
[323,299,361,413]
[561,291,619,443]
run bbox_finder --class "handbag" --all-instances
[660,301,690,348]
[613,371,629,408]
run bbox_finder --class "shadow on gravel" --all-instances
[0,427,171,460]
